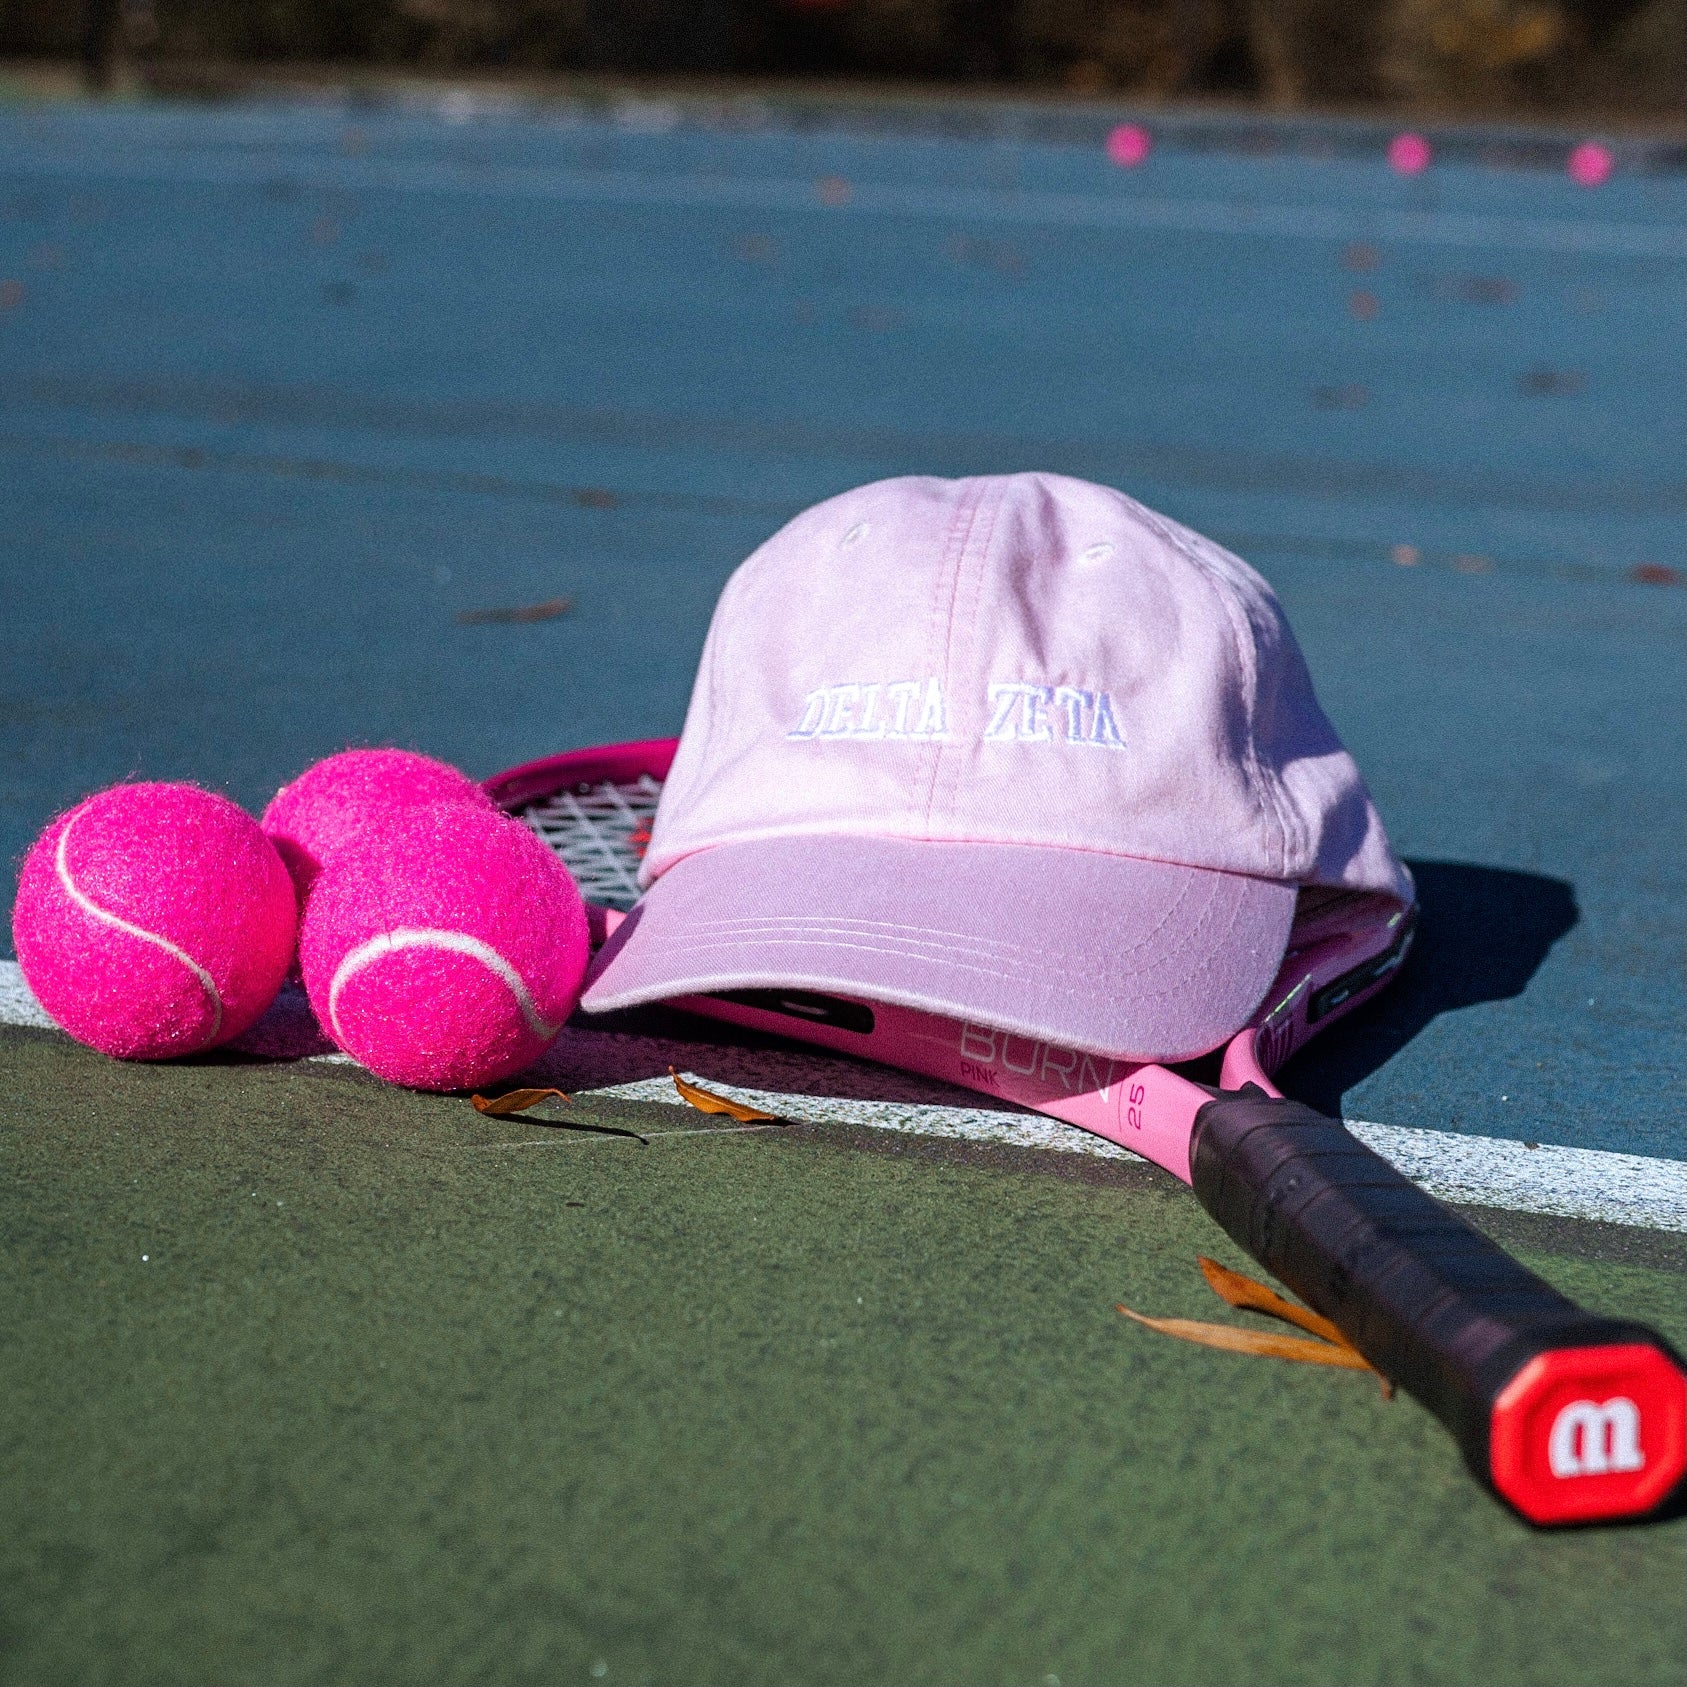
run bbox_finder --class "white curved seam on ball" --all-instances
[327,927,562,1044]
[55,813,224,1039]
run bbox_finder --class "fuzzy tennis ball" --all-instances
[12,782,297,1060]
[298,802,589,1091]
[262,747,495,903]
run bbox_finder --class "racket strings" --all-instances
[516,775,662,911]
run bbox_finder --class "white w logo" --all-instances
[1547,1397,1644,1478]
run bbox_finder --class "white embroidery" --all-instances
[789,679,1121,748]
[1053,686,1092,740]
[855,683,883,737]
[1089,690,1127,749]
[884,680,920,736]
[820,684,860,736]
[914,677,949,739]
[983,684,1026,742]
[789,688,828,739]
[788,678,950,742]
[1022,687,1052,742]
[986,683,1057,743]
[984,683,1126,749]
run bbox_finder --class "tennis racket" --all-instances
[487,737,1686,1527]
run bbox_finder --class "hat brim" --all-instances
[579,834,1296,1063]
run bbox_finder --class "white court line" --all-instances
[586,1073,1686,1235]
[2,959,1681,1232]
[2,146,1679,258]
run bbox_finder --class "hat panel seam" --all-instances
[916,479,988,837]
[937,478,1005,831]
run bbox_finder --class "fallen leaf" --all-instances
[1117,1257,1395,1396]
[472,1088,573,1117]
[471,1088,648,1144]
[670,1068,782,1123]
[1630,562,1684,586]
[456,596,573,626]
[1197,1255,1348,1348]
[1116,1307,1374,1370]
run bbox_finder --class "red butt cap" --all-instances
[1490,1344,1686,1524]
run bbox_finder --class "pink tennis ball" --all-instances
[1568,142,1613,188]
[12,782,297,1059]
[299,803,589,1091]
[1106,123,1152,168]
[1388,132,1432,175]
[262,747,494,902]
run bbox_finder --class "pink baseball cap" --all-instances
[582,473,1412,1061]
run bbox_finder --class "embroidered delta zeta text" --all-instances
[984,684,1124,748]
[787,680,1124,748]
[788,680,950,741]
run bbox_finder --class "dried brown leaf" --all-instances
[1197,1255,1349,1349]
[669,1068,782,1123]
[472,1088,573,1117]
[456,597,573,626]
[1115,1307,1374,1371]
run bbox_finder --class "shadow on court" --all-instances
[1285,860,1578,1118]
[205,859,1582,1125]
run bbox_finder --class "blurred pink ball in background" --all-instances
[1568,142,1614,187]
[1106,124,1152,168]
[1387,133,1432,175]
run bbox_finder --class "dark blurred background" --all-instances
[8,0,1684,120]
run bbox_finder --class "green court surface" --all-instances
[2,1024,1682,1687]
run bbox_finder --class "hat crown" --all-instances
[646,473,1408,905]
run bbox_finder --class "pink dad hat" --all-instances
[582,473,1413,1061]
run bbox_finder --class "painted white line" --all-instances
[468,1124,782,1148]
[2,147,1678,258]
[3,960,1681,1231]
[579,1072,1685,1234]
[0,961,55,1030]
[1341,1121,1684,1234]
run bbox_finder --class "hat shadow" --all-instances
[1277,859,1578,1118]
[565,860,1577,1123]
[220,859,1576,1126]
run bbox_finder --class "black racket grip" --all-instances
[1190,1091,1687,1525]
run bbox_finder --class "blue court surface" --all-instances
[2,90,1681,1157]
[0,88,1683,1687]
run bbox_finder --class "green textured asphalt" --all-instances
[1,1026,1681,1687]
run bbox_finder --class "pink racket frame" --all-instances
[488,740,1415,1185]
